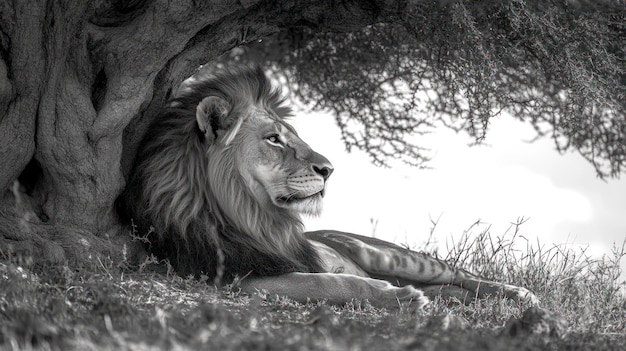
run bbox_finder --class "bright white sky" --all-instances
[291,111,626,282]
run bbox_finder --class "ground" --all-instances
[1,237,625,351]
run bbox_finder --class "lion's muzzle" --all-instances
[308,151,334,182]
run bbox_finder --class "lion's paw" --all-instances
[504,285,540,305]
[394,285,430,309]
[364,278,429,309]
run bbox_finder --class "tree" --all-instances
[0,0,623,265]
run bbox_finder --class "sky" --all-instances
[290,111,626,283]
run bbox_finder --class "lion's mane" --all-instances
[118,65,322,280]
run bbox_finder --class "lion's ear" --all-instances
[196,96,230,143]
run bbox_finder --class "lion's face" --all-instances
[236,108,333,216]
[196,96,333,217]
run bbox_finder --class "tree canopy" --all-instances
[225,0,626,178]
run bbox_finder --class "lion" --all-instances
[117,64,538,309]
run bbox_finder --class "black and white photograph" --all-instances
[1,1,624,350]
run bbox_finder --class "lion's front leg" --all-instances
[416,278,538,305]
[449,278,539,305]
[307,230,538,305]
[238,272,429,309]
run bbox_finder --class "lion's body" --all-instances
[118,65,537,308]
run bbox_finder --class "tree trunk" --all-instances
[0,0,403,265]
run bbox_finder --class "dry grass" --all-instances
[421,217,626,334]
[1,221,625,350]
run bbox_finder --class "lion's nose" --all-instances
[312,164,334,181]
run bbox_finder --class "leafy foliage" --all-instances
[226,0,625,177]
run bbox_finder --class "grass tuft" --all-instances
[435,217,626,335]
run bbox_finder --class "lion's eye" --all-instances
[265,134,283,147]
